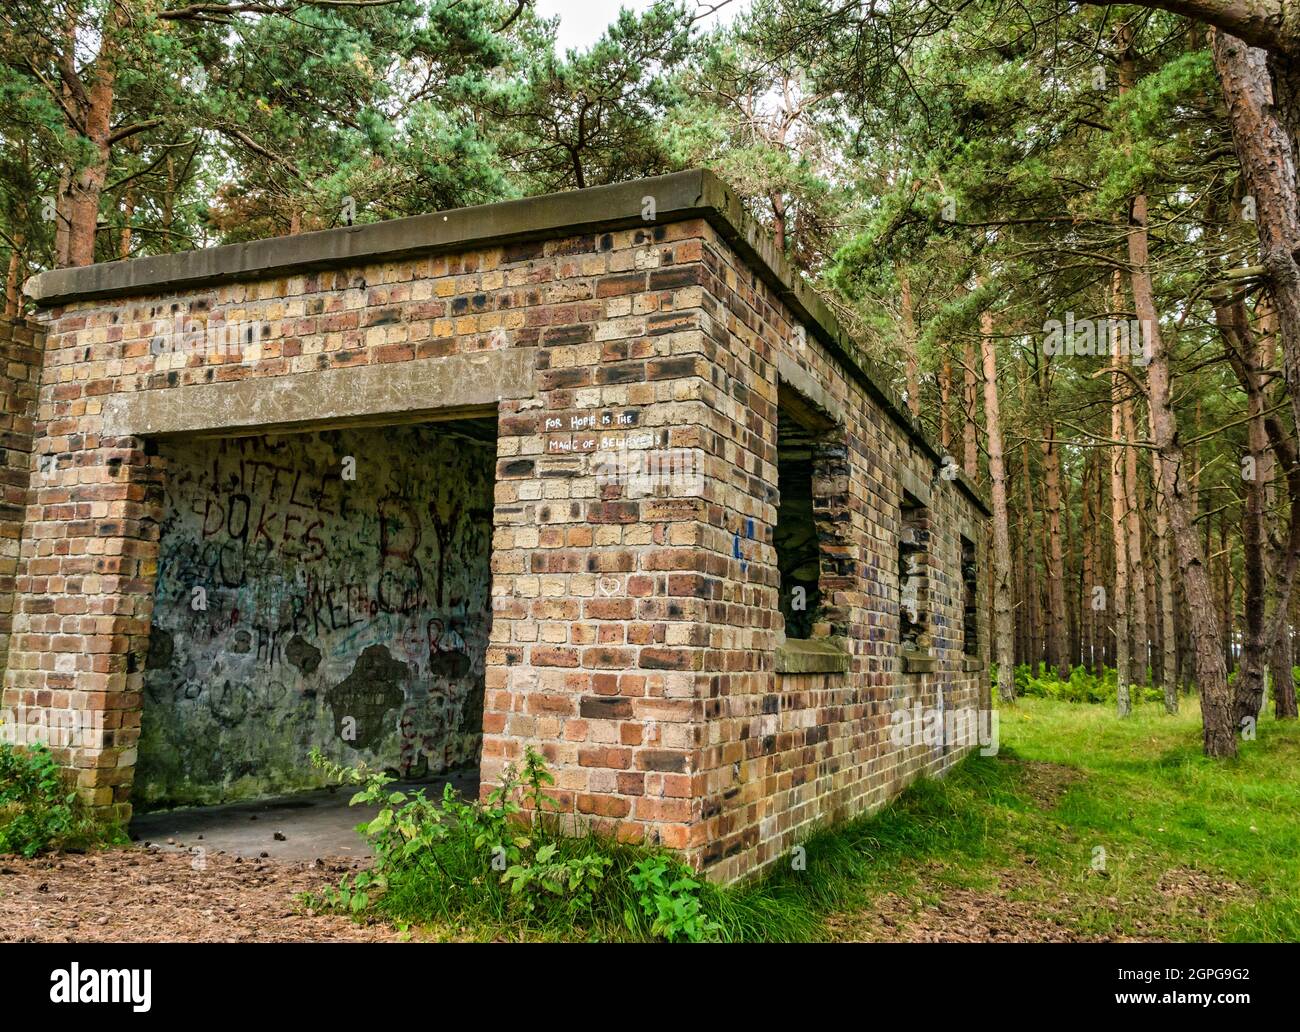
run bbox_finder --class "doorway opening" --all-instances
[135,416,496,811]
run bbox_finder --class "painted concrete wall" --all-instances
[136,423,493,806]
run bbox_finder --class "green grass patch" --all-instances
[987,696,1300,942]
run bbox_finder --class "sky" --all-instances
[532,0,746,53]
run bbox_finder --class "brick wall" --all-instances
[0,317,42,698]
[674,223,988,880]
[15,182,987,881]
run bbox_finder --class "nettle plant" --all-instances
[0,739,114,857]
[626,854,718,944]
[307,747,718,941]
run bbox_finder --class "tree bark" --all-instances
[1129,193,1235,754]
[119,186,135,260]
[1214,29,1300,526]
[64,44,117,267]
[1229,304,1271,723]
[1015,511,1030,665]
[1121,355,1149,683]
[1142,486,1159,685]
[1222,516,1236,673]
[1218,295,1300,719]
[1042,427,1069,676]
[1110,278,1133,717]
[4,236,23,317]
[1277,600,1299,717]
[900,273,920,417]
[1064,464,1080,672]
[770,191,787,253]
[982,311,1016,703]
[939,355,953,453]
[963,340,979,478]
[1081,455,1099,672]
[1111,24,1232,750]
[1021,442,1042,671]
[1150,446,1179,713]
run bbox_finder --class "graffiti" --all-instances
[325,644,407,748]
[136,424,494,807]
[377,494,424,613]
[428,499,461,608]
[208,678,291,729]
[285,634,321,675]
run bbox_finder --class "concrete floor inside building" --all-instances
[129,769,480,860]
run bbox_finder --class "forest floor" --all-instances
[828,697,1300,942]
[2,697,1296,942]
[0,850,404,942]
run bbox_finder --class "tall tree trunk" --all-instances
[1277,600,1299,718]
[65,57,116,267]
[1150,447,1179,713]
[982,311,1015,703]
[1129,199,1234,754]
[900,273,920,417]
[1233,308,1271,724]
[1097,456,1114,670]
[1122,372,1148,684]
[939,355,953,453]
[1218,294,1300,719]
[1064,466,1080,672]
[1109,271,1133,713]
[1081,456,1098,673]
[1015,516,1030,665]
[1110,296,1133,718]
[4,235,22,316]
[1220,516,1235,673]
[963,340,979,478]
[1021,443,1042,672]
[1042,429,1069,676]
[1215,30,1300,539]
[1115,25,1233,752]
[1142,494,1159,686]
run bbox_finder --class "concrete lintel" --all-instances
[902,649,939,674]
[897,465,933,509]
[775,636,851,675]
[777,354,844,432]
[101,350,535,438]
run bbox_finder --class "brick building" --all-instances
[1,170,989,882]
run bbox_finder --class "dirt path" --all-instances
[0,847,402,942]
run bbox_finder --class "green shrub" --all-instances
[1004,664,1164,705]
[627,855,720,942]
[306,747,715,941]
[0,740,112,857]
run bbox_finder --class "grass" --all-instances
[979,696,1300,941]
[818,695,1300,942]
[366,696,1300,942]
